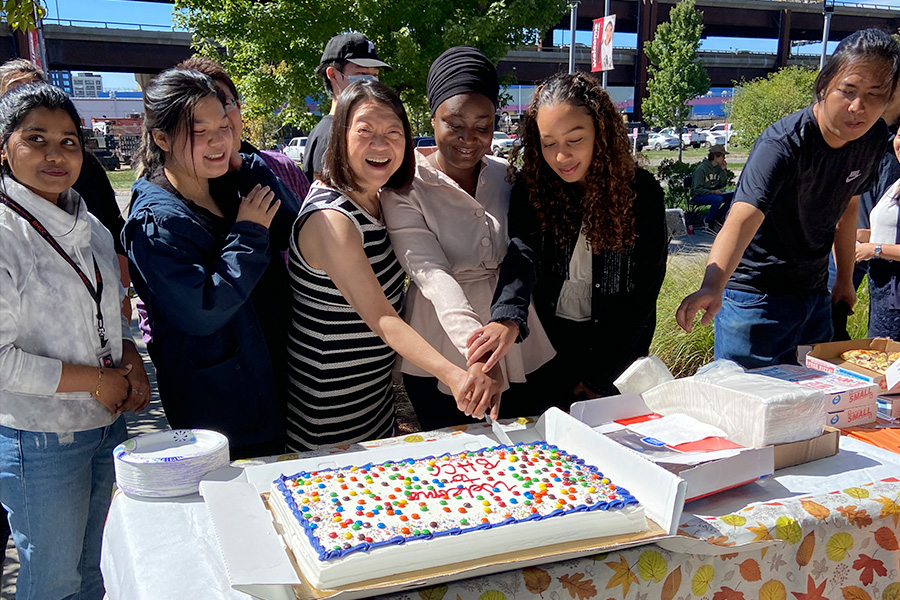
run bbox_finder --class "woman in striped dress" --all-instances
[286,81,501,451]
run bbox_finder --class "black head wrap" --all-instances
[427,46,499,116]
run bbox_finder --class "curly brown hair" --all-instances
[509,72,636,253]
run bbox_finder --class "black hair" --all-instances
[317,59,349,97]
[138,68,225,176]
[322,80,414,193]
[0,59,45,96]
[0,83,85,178]
[816,28,900,101]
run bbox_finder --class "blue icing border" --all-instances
[273,442,640,562]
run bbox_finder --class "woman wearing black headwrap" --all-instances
[382,47,555,429]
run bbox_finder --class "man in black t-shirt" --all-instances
[302,33,391,183]
[677,28,900,368]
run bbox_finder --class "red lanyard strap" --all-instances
[0,192,108,348]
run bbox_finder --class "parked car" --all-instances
[658,126,702,149]
[492,131,515,157]
[699,129,727,147]
[413,136,436,148]
[283,136,307,163]
[647,132,680,151]
[707,123,735,142]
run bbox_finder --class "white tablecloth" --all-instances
[101,435,900,600]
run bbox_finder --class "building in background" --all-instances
[72,72,103,98]
[49,70,74,95]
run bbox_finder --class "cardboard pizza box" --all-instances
[828,403,878,428]
[749,364,879,414]
[805,338,900,393]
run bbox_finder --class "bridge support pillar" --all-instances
[633,0,658,123]
[776,9,792,69]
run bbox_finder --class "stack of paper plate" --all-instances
[113,429,230,498]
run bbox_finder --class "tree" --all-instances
[641,0,710,161]
[1,0,46,32]
[174,0,566,138]
[727,66,816,148]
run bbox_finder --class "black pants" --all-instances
[403,365,572,432]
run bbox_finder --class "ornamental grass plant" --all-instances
[651,255,871,377]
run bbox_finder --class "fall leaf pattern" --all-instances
[759,579,787,600]
[603,556,637,596]
[636,550,666,583]
[560,572,596,600]
[523,567,551,595]
[775,516,802,544]
[691,564,715,595]
[419,585,448,600]
[827,532,855,561]
[875,495,900,527]
[840,585,872,600]
[796,532,815,567]
[837,506,873,529]
[800,500,830,520]
[739,558,762,582]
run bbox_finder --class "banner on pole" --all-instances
[591,15,616,72]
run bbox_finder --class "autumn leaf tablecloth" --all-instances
[372,477,900,600]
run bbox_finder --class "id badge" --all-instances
[96,345,114,368]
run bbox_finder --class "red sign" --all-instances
[591,15,616,73]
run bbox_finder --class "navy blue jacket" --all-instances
[123,154,300,453]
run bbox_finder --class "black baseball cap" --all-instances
[319,33,391,70]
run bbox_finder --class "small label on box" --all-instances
[828,404,877,428]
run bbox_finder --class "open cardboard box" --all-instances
[570,394,775,502]
[199,409,688,600]
[805,338,900,393]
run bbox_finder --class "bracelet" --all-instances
[91,368,103,399]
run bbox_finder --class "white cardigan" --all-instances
[382,152,555,389]
[0,177,128,433]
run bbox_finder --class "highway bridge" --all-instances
[0,0,897,120]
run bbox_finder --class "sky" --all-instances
[46,0,900,89]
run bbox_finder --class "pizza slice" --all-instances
[840,349,900,374]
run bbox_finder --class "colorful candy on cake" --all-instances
[269,442,647,588]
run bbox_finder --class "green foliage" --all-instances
[1,0,45,32]
[641,0,710,138]
[727,66,817,148]
[174,0,566,135]
[656,158,734,212]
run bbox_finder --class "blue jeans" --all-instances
[714,288,833,368]
[692,192,734,223]
[0,418,126,600]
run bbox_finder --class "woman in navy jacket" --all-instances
[123,69,299,458]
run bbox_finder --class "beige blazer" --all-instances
[382,151,555,390]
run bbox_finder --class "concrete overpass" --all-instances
[0,0,896,120]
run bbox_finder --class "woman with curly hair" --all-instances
[483,72,667,409]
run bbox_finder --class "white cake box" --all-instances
[569,394,774,503]
[749,364,879,413]
[827,403,878,428]
[199,409,689,600]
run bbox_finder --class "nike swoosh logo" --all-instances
[846,171,861,183]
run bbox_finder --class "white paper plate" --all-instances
[114,429,230,498]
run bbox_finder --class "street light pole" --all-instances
[568,0,581,74]
[601,0,610,89]
[820,0,835,71]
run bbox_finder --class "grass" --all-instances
[107,168,136,191]
[651,254,871,377]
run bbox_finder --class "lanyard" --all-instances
[0,192,108,348]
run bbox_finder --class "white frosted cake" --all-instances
[270,442,646,588]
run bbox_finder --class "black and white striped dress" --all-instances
[285,185,404,451]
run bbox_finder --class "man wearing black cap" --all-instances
[302,32,391,182]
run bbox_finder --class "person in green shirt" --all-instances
[691,144,733,231]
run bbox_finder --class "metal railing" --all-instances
[42,18,185,32]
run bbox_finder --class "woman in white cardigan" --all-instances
[382,47,554,429]
[0,84,149,600]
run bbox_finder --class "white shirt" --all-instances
[382,151,555,389]
[868,179,900,245]
[0,176,128,433]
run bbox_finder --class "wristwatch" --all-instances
[875,244,883,259]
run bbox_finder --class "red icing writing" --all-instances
[430,458,501,478]
[407,480,515,501]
